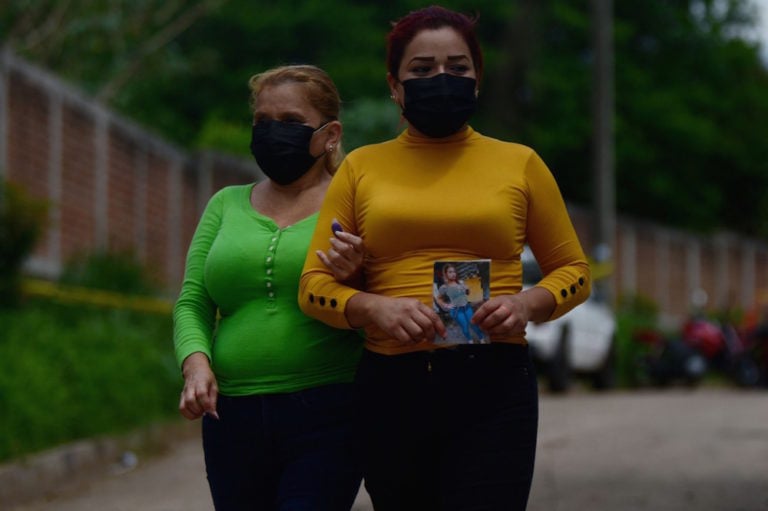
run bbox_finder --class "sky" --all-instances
[751,0,768,61]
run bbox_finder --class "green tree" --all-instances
[2,0,768,236]
[612,0,768,236]
[487,0,768,237]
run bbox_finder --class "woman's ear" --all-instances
[325,120,342,152]
[386,72,399,103]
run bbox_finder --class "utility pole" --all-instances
[591,0,616,301]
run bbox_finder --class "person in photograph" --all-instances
[435,263,486,342]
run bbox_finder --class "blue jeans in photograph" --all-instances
[202,382,362,511]
[355,343,538,511]
[450,304,485,341]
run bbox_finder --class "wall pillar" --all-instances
[655,230,670,314]
[47,90,63,274]
[686,240,702,310]
[134,147,148,261]
[93,110,109,249]
[742,242,756,310]
[0,48,8,178]
[620,223,637,296]
[167,159,183,287]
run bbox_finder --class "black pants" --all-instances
[355,343,538,511]
[202,383,362,511]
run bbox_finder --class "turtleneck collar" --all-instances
[398,125,476,145]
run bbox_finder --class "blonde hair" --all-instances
[248,65,345,172]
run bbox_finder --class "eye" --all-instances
[409,64,433,75]
[281,115,305,124]
[448,64,471,75]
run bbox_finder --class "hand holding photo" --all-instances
[432,259,491,344]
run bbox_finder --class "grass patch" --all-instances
[0,299,181,462]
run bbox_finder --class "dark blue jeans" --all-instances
[202,383,362,511]
[355,343,538,511]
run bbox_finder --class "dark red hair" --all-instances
[386,5,484,82]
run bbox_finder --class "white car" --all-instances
[522,247,617,392]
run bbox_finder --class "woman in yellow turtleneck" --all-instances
[300,6,590,511]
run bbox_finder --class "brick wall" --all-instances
[0,47,261,295]
[1,47,766,321]
[570,205,768,325]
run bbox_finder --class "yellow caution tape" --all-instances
[22,278,173,315]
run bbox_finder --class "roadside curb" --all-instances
[0,419,199,509]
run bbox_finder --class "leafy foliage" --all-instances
[2,0,767,237]
[614,293,662,387]
[504,1,768,237]
[610,1,768,236]
[341,98,402,149]
[0,179,49,307]
[59,249,160,296]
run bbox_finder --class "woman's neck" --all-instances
[251,167,331,228]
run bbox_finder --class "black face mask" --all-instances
[250,120,327,185]
[402,74,477,138]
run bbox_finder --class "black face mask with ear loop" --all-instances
[250,120,328,185]
[401,74,477,138]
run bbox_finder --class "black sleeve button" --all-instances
[330,299,338,308]
[560,289,568,298]
[570,285,577,295]
[309,293,315,303]
[578,277,585,286]
[319,297,326,306]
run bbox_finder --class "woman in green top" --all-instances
[173,65,364,511]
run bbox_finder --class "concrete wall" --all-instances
[2,48,766,321]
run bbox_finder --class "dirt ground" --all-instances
[5,387,768,511]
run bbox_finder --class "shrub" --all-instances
[615,293,661,387]
[341,97,401,150]
[59,249,160,296]
[0,300,181,462]
[0,179,49,307]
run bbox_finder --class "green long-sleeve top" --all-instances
[300,127,591,355]
[173,184,362,396]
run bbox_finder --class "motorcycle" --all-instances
[680,315,761,388]
[631,328,707,388]
[741,321,768,387]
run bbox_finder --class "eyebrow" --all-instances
[407,55,470,64]
[254,110,307,121]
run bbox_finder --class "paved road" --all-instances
[7,388,768,511]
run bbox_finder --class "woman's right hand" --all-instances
[348,294,447,343]
[179,352,220,421]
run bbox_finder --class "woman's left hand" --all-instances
[316,230,365,281]
[471,294,531,337]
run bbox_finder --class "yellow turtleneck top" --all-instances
[299,127,590,355]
